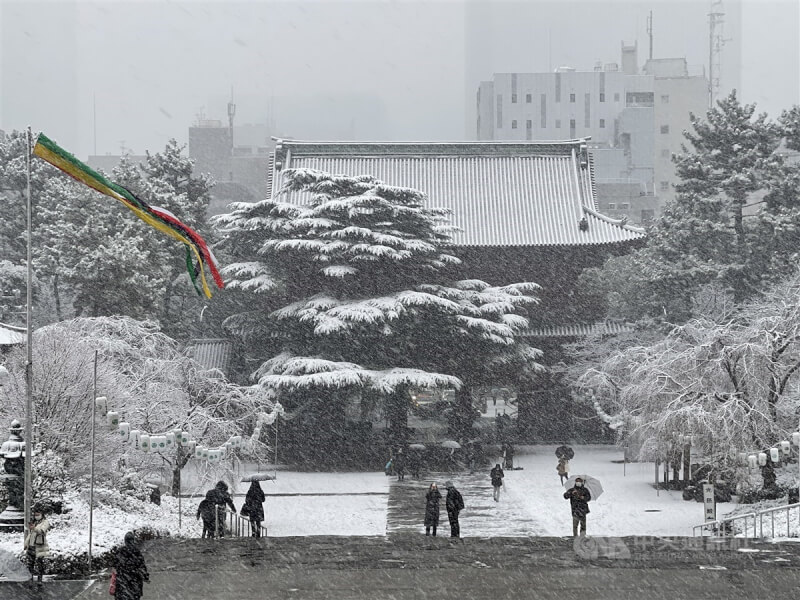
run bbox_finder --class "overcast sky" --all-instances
[1,0,797,159]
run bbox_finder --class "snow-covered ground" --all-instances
[0,443,777,580]
[502,445,734,537]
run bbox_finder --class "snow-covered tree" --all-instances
[214,169,540,457]
[578,272,800,485]
[0,317,274,495]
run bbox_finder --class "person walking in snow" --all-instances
[24,505,49,585]
[424,482,442,536]
[557,458,570,485]
[242,480,266,537]
[112,531,149,600]
[445,481,465,538]
[563,477,591,536]
[394,449,406,481]
[196,490,216,538]
[409,451,421,479]
[490,463,504,502]
[208,480,236,537]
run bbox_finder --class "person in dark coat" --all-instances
[409,451,421,479]
[424,482,442,536]
[394,450,406,481]
[242,480,266,537]
[445,481,465,538]
[563,477,592,536]
[196,490,216,538]
[490,463,504,502]
[207,480,236,537]
[112,531,149,600]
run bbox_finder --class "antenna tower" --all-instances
[227,86,236,154]
[647,11,653,60]
[708,0,728,108]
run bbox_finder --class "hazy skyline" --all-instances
[1,0,797,160]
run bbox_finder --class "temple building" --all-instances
[266,138,646,440]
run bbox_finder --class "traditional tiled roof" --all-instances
[186,338,233,376]
[525,321,635,338]
[269,139,645,247]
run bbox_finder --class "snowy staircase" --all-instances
[386,469,546,537]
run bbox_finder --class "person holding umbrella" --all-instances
[563,477,592,536]
[242,480,266,537]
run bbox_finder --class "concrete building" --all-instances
[187,119,272,215]
[476,43,708,225]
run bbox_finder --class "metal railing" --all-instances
[214,506,268,539]
[693,502,800,539]
[692,512,757,538]
[756,502,800,539]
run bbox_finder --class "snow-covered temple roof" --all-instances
[269,139,646,247]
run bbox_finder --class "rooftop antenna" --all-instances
[227,86,236,154]
[708,0,730,107]
[647,10,653,60]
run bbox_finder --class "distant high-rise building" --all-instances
[476,44,708,224]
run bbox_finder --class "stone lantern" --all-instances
[0,419,26,531]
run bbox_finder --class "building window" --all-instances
[661,94,670,103]
[620,202,630,210]
[569,119,576,137]
[555,73,561,102]
[660,181,670,191]
[641,209,655,222]
[555,119,562,128]
[526,123,532,140]
[526,119,532,129]
[607,203,616,210]
[570,93,576,103]
[512,94,518,104]
[614,92,620,102]
[599,119,606,128]
[526,93,532,103]
[496,94,503,128]
[540,94,547,128]
[660,125,670,134]
[661,148,671,158]
[599,92,606,102]
[627,91,655,107]
[511,120,518,129]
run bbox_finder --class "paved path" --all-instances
[387,468,545,536]
[49,535,800,600]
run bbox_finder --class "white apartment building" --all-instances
[477,43,708,224]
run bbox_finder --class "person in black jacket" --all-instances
[563,477,592,536]
[112,531,149,600]
[394,449,406,481]
[490,463,504,502]
[424,482,442,536]
[196,491,216,538]
[444,481,465,538]
[208,481,236,537]
[242,480,266,537]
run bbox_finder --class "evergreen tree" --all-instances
[214,169,540,460]
[669,90,781,303]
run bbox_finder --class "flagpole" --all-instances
[24,127,33,531]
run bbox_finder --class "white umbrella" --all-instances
[241,472,277,482]
[563,474,603,500]
[440,440,461,449]
[409,443,427,451]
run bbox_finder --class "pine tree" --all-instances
[214,169,540,459]
[670,90,781,303]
